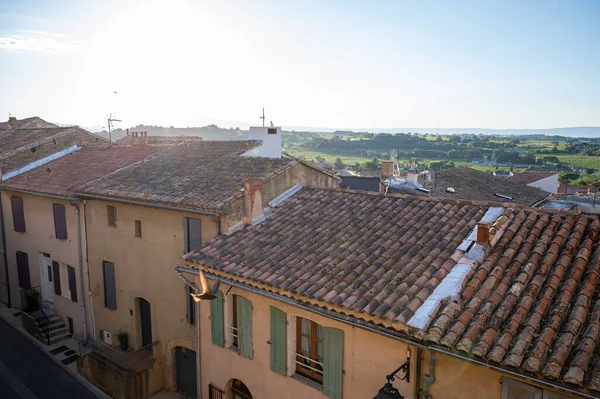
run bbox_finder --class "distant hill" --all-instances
[93,124,247,142]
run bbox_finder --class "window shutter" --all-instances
[237,296,253,359]
[270,306,287,375]
[183,218,189,253]
[323,327,343,399]
[189,218,202,250]
[67,265,77,302]
[53,204,68,239]
[52,261,62,295]
[16,251,31,288]
[210,291,224,347]
[186,285,195,324]
[11,197,26,233]
[102,261,117,309]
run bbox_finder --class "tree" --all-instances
[334,158,345,171]
[559,172,579,184]
[428,160,455,171]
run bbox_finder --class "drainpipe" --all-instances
[177,273,202,399]
[414,348,421,399]
[82,200,96,340]
[422,352,436,399]
[0,190,11,307]
[70,201,87,340]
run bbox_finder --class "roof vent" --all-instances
[446,187,455,193]
[495,193,513,200]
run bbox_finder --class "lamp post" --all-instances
[373,351,411,399]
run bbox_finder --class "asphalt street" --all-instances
[0,317,99,399]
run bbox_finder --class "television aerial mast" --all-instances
[107,113,122,143]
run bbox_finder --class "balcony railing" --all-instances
[79,338,158,372]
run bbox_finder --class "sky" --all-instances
[0,0,599,130]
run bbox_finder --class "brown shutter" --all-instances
[52,261,62,295]
[16,251,31,288]
[53,204,68,239]
[67,265,77,302]
[11,197,26,233]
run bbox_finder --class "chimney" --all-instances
[476,221,490,246]
[405,158,419,184]
[130,131,148,146]
[242,126,282,158]
[244,178,265,224]
[7,116,18,129]
[382,160,394,178]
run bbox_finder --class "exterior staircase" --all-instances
[31,301,71,345]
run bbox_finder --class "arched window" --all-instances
[231,379,252,399]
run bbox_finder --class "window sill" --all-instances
[291,373,323,393]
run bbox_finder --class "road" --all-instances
[0,317,100,399]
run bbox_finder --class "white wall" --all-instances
[528,174,558,194]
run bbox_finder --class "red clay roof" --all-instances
[185,187,600,395]
[1,146,161,197]
[509,172,557,185]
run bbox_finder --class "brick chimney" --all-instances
[382,160,394,178]
[130,131,148,146]
[7,117,18,129]
[244,178,265,224]
[477,221,490,246]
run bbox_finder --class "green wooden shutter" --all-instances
[270,306,287,375]
[210,291,224,347]
[237,296,253,359]
[323,327,343,399]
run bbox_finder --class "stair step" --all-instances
[48,330,71,345]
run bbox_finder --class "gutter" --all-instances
[531,193,553,208]
[174,266,600,399]
[77,194,220,216]
[70,201,88,340]
[1,187,76,201]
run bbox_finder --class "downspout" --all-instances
[177,273,202,399]
[422,352,436,399]
[414,348,421,399]
[70,201,87,340]
[83,200,96,339]
[0,189,10,307]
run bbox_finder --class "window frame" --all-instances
[107,205,117,227]
[135,219,142,238]
[231,294,239,348]
[11,196,26,233]
[295,317,324,384]
[60,263,71,300]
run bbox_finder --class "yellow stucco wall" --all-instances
[197,283,415,399]
[1,190,91,339]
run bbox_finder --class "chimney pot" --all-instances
[7,116,18,128]
[244,178,265,224]
[382,160,394,178]
[477,221,491,246]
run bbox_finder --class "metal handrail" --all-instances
[20,286,50,345]
[80,338,158,371]
[37,305,51,345]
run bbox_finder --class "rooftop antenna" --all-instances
[107,113,122,143]
[260,108,265,127]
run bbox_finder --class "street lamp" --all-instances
[373,351,411,399]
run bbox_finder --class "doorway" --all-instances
[230,379,252,399]
[175,347,197,398]
[139,298,152,350]
[40,254,54,303]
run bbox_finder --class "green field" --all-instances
[555,155,600,170]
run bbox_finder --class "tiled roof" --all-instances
[509,172,557,185]
[431,167,549,205]
[76,141,297,212]
[558,184,592,195]
[424,210,600,394]
[0,127,76,155]
[0,117,57,129]
[1,146,161,197]
[185,187,488,324]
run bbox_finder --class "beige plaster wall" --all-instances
[1,190,91,339]
[198,283,415,399]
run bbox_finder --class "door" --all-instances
[175,347,197,398]
[139,298,152,349]
[41,255,54,303]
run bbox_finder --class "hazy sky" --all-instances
[1,0,599,130]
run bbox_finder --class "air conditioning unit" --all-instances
[99,329,113,345]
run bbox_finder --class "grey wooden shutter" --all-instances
[52,261,62,295]
[210,291,224,347]
[323,327,344,399]
[53,204,68,239]
[67,265,77,302]
[237,296,253,360]
[102,261,117,309]
[270,306,287,375]
[186,285,195,324]
[11,197,26,233]
[184,218,202,253]
[16,251,31,288]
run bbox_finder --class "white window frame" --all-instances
[59,262,71,300]
[224,293,238,351]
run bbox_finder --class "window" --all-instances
[102,261,117,309]
[66,264,77,302]
[296,317,324,383]
[16,251,31,288]
[11,196,26,233]
[208,384,225,399]
[52,261,62,295]
[501,378,571,399]
[209,291,253,359]
[231,294,239,348]
[184,217,202,253]
[107,206,117,227]
[68,317,74,335]
[135,220,142,238]
[53,204,68,239]
[268,128,277,135]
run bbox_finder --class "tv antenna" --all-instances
[260,108,265,127]
[107,113,122,143]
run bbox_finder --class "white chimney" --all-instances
[242,126,282,158]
